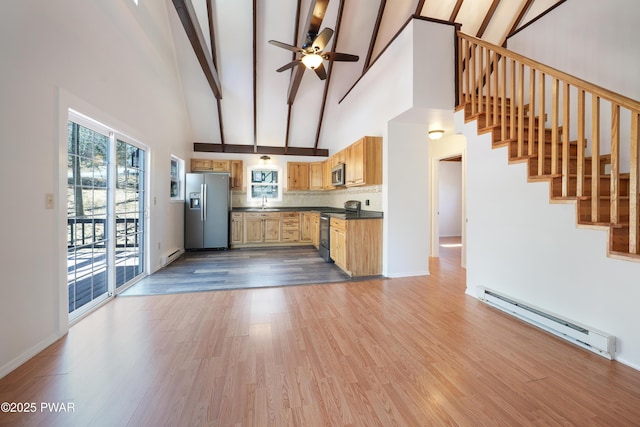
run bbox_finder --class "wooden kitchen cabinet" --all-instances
[263,214,282,242]
[322,160,334,190]
[244,212,281,243]
[191,158,243,189]
[230,160,243,189]
[191,158,214,171]
[330,217,382,277]
[287,162,310,190]
[311,213,320,248]
[282,212,300,242]
[331,149,346,168]
[309,162,324,190]
[346,136,382,187]
[231,212,243,245]
[300,212,314,243]
[243,213,265,244]
[330,218,347,271]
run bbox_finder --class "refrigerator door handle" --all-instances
[202,183,207,222]
[200,184,205,222]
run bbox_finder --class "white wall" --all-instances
[0,1,192,378]
[384,122,431,277]
[460,107,640,369]
[438,161,462,237]
[508,0,640,101]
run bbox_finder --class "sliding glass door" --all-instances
[115,140,145,289]
[67,111,146,320]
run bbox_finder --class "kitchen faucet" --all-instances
[261,195,267,209]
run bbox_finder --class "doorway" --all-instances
[431,153,465,267]
[66,110,147,321]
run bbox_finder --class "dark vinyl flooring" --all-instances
[120,246,356,296]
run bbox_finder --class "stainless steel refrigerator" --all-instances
[185,172,230,250]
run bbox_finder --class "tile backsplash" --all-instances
[232,185,382,211]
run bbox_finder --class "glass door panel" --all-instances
[67,121,111,316]
[115,140,145,289]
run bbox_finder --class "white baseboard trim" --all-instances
[0,332,63,380]
[385,270,430,278]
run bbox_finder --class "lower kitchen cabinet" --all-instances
[300,212,314,243]
[311,213,320,248]
[281,212,300,243]
[231,212,243,245]
[231,211,320,247]
[330,217,382,277]
[243,212,282,244]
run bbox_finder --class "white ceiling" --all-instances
[166,0,563,156]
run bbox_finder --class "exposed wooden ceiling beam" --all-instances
[194,142,328,157]
[284,0,303,153]
[503,0,535,46]
[286,0,329,105]
[253,0,257,152]
[476,0,502,38]
[363,0,387,73]
[450,0,464,22]
[314,0,346,154]
[206,0,225,148]
[172,0,222,99]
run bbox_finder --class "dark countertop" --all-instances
[231,206,383,219]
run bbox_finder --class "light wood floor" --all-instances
[1,244,640,426]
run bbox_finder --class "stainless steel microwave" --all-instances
[331,163,345,186]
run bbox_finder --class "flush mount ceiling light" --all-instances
[428,130,445,140]
[260,155,271,161]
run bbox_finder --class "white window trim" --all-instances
[246,164,283,202]
[170,155,185,202]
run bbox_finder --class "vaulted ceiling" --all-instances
[167,0,564,157]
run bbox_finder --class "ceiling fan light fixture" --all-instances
[301,53,323,69]
[428,130,445,140]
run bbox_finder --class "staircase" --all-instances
[456,33,640,262]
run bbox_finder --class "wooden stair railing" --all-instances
[456,32,640,262]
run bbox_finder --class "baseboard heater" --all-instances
[162,248,183,267]
[478,287,615,360]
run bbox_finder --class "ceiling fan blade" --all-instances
[312,28,334,52]
[276,60,301,72]
[268,40,303,53]
[313,62,327,80]
[323,52,359,62]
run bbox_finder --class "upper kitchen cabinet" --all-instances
[287,162,310,190]
[230,160,243,190]
[191,159,230,172]
[190,158,243,190]
[309,162,324,190]
[346,136,382,187]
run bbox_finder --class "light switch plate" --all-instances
[45,193,54,209]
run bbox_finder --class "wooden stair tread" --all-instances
[461,99,639,263]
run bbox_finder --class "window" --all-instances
[247,165,283,202]
[170,155,184,200]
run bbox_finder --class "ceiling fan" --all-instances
[268,28,359,80]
